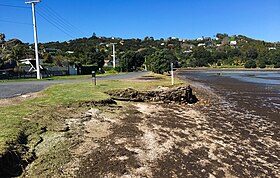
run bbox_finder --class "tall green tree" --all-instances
[146,49,177,74]
[191,46,212,67]
[246,48,258,59]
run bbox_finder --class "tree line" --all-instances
[1,33,280,74]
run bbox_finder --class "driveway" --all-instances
[0,72,150,99]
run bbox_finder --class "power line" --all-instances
[1,1,84,40]
[37,11,75,39]
[37,6,79,37]
[0,3,28,9]
[43,5,84,36]
[37,5,84,37]
[0,19,32,25]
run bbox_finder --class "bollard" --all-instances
[92,71,96,86]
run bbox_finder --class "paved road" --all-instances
[0,72,150,99]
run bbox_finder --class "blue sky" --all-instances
[1,0,280,43]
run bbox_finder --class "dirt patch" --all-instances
[124,75,163,82]
[0,92,43,107]
[74,93,279,178]
[17,91,279,177]
[134,75,162,81]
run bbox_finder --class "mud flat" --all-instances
[75,97,279,177]
[17,73,279,177]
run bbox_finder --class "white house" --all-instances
[198,43,206,47]
[268,47,276,50]
[230,41,237,46]
[66,51,74,54]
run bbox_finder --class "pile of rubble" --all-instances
[106,85,198,104]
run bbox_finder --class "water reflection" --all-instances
[209,70,280,85]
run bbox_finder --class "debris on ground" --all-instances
[106,85,198,104]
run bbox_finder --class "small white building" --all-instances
[230,41,237,46]
[66,51,74,54]
[198,43,206,47]
[184,50,193,53]
[268,47,276,50]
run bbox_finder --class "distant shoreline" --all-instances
[177,67,280,71]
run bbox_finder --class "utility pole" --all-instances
[25,0,41,79]
[111,43,117,68]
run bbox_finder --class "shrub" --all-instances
[258,62,266,68]
[244,60,257,68]
[274,62,280,68]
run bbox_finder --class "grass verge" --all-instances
[0,73,184,155]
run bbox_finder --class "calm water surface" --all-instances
[178,70,280,122]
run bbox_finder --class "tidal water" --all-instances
[178,70,280,123]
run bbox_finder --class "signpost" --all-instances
[92,71,96,86]
[171,62,174,86]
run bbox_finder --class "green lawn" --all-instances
[0,74,185,154]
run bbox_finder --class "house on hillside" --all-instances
[198,43,206,47]
[66,51,74,54]
[268,47,276,50]
[230,41,237,46]
[204,37,212,41]
[184,50,193,53]
[43,48,61,54]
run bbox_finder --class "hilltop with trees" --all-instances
[1,33,280,75]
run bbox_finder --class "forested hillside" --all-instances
[1,33,280,73]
